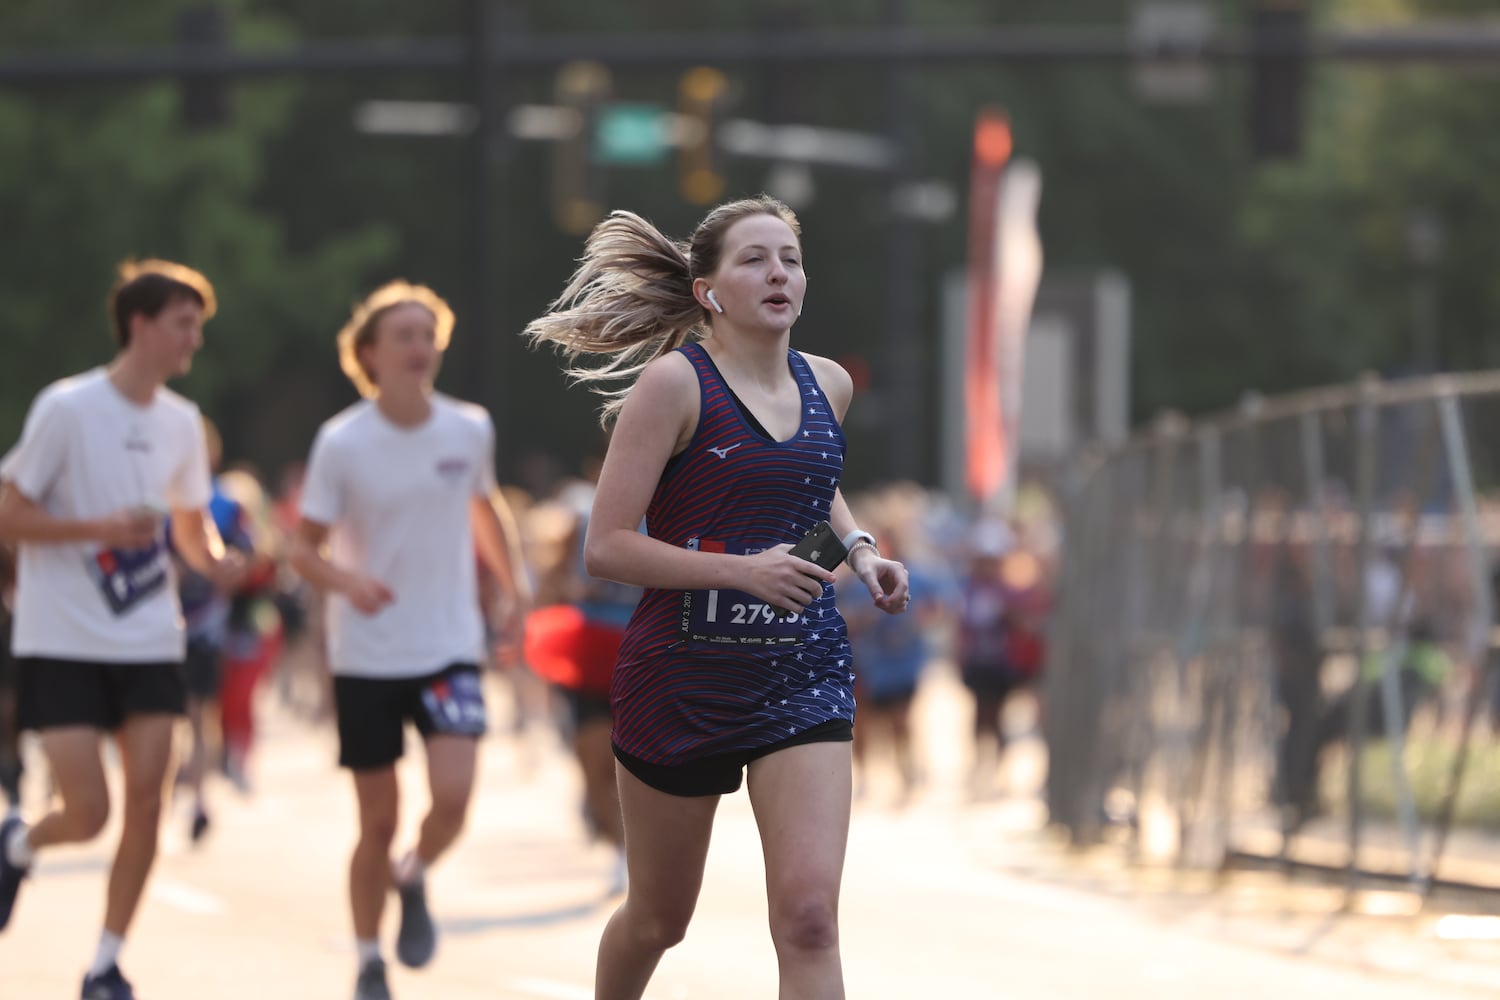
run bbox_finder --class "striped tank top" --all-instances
[610,342,856,765]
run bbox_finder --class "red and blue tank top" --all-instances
[610,343,856,765]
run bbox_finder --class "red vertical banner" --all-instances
[993,159,1044,504]
[965,109,1044,509]
[964,109,1012,504]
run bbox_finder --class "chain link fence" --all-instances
[1044,372,1500,896]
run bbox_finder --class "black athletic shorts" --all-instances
[613,718,853,798]
[0,618,15,695]
[333,662,487,771]
[182,637,224,700]
[17,657,186,732]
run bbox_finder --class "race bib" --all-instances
[86,542,169,617]
[420,670,488,737]
[681,537,804,646]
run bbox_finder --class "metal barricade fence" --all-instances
[1043,372,1500,897]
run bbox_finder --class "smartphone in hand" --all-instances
[788,520,848,571]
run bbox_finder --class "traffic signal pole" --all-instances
[467,0,507,420]
[883,0,926,482]
[7,21,1500,86]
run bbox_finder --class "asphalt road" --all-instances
[2,667,1494,999]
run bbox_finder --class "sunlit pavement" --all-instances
[2,662,1496,999]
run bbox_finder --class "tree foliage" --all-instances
[2,1,1498,485]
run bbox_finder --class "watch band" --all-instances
[842,529,878,554]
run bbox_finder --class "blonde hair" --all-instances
[336,280,455,398]
[524,195,800,425]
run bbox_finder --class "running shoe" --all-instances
[0,815,28,932]
[81,964,135,1000]
[353,957,392,1000]
[394,878,436,968]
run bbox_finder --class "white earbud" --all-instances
[706,289,724,314]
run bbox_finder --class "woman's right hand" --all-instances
[743,543,836,615]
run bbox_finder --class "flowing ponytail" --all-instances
[525,196,800,426]
[523,211,704,425]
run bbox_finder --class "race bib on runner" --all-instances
[681,537,804,646]
[420,670,488,737]
[86,542,169,617]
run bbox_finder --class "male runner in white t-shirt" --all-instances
[288,280,529,1000]
[0,259,244,1000]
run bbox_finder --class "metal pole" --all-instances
[1426,391,1496,892]
[468,1,506,441]
[12,24,1500,86]
[883,0,923,482]
[1299,410,1335,640]
[1371,405,1445,884]
[1177,428,1223,863]
[1345,377,1380,900]
[1213,421,1262,868]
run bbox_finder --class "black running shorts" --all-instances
[613,718,853,798]
[333,663,487,771]
[182,637,224,700]
[17,657,186,732]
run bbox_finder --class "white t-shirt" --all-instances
[299,394,497,679]
[0,368,211,662]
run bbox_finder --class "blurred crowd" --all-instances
[0,446,1065,845]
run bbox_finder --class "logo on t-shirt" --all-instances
[435,457,471,483]
[86,540,168,616]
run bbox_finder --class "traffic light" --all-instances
[176,5,231,129]
[1249,0,1307,158]
[677,67,729,206]
[553,61,611,235]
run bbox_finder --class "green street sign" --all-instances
[594,103,669,165]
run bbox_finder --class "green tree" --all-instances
[1240,0,1500,384]
[0,1,396,474]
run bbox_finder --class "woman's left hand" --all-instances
[849,548,911,615]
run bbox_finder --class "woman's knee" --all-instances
[428,784,473,829]
[357,811,399,848]
[122,781,164,817]
[769,893,839,953]
[626,901,695,952]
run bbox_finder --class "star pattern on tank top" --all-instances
[616,345,856,760]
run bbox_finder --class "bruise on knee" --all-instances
[771,896,839,952]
